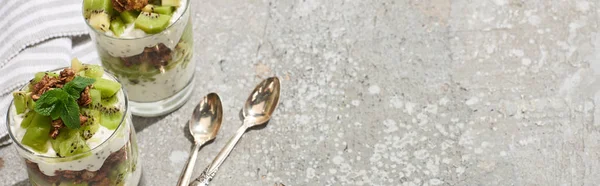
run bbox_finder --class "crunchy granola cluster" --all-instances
[121,43,173,68]
[112,0,148,12]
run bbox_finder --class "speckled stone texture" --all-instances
[2,0,600,185]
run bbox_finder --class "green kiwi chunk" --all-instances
[90,89,102,106]
[153,6,174,15]
[162,0,180,7]
[83,64,104,78]
[134,12,171,34]
[26,92,35,110]
[109,160,129,185]
[20,111,36,128]
[110,17,126,37]
[21,114,51,153]
[12,91,28,114]
[80,108,101,140]
[83,0,114,18]
[71,58,84,73]
[93,78,121,98]
[89,11,111,32]
[50,128,91,157]
[100,110,123,130]
[120,10,139,24]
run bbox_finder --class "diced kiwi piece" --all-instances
[20,111,36,128]
[162,0,180,7]
[21,114,51,153]
[109,161,129,185]
[110,17,126,37]
[134,12,171,34]
[26,92,35,110]
[93,78,121,98]
[120,10,139,24]
[102,95,118,106]
[154,6,174,15]
[83,64,104,78]
[83,0,114,18]
[80,108,100,140]
[51,128,91,157]
[12,91,28,114]
[89,11,111,32]
[90,89,102,106]
[142,4,155,12]
[71,58,84,73]
[101,111,123,130]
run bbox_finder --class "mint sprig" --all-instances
[34,76,96,129]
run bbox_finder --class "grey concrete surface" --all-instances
[2,0,600,185]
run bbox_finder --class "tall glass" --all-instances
[6,69,141,186]
[85,0,195,117]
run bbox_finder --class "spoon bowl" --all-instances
[243,77,281,125]
[177,93,223,186]
[190,93,223,142]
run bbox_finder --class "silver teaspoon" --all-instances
[190,77,281,186]
[177,93,223,186]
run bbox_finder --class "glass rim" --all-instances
[5,66,130,159]
[82,0,192,40]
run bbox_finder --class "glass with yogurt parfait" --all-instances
[6,59,141,186]
[83,0,194,116]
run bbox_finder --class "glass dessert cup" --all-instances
[85,0,195,117]
[6,68,141,186]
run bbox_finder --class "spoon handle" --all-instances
[177,142,202,186]
[191,124,249,185]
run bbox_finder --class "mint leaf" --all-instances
[63,76,95,99]
[60,96,80,129]
[50,108,61,120]
[34,89,68,116]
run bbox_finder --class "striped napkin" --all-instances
[0,0,99,146]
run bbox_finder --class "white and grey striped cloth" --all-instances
[0,0,99,145]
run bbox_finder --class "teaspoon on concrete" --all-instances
[177,93,223,186]
[190,77,281,186]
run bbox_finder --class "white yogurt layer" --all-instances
[95,0,188,57]
[9,75,131,176]
[123,57,194,102]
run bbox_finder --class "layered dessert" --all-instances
[7,59,141,186]
[84,0,194,103]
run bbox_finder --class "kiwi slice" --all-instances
[83,0,114,18]
[83,64,104,79]
[80,108,101,140]
[110,17,126,37]
[89,11,111,32]
[26,92,35,110]
[142,4,155,13]
[51,128,91,157]
[12,91,28,114]
[20,111,36,128]
[109,161,129,185]
[162,0,180,7]
[21,114,51,153]
[100,109,123,130]
[93,78,121,98]
[153,6,174,15]
[120,10,139,24]
[90,89,102,106]
[134,12,171,34]
[71,58,84,73]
